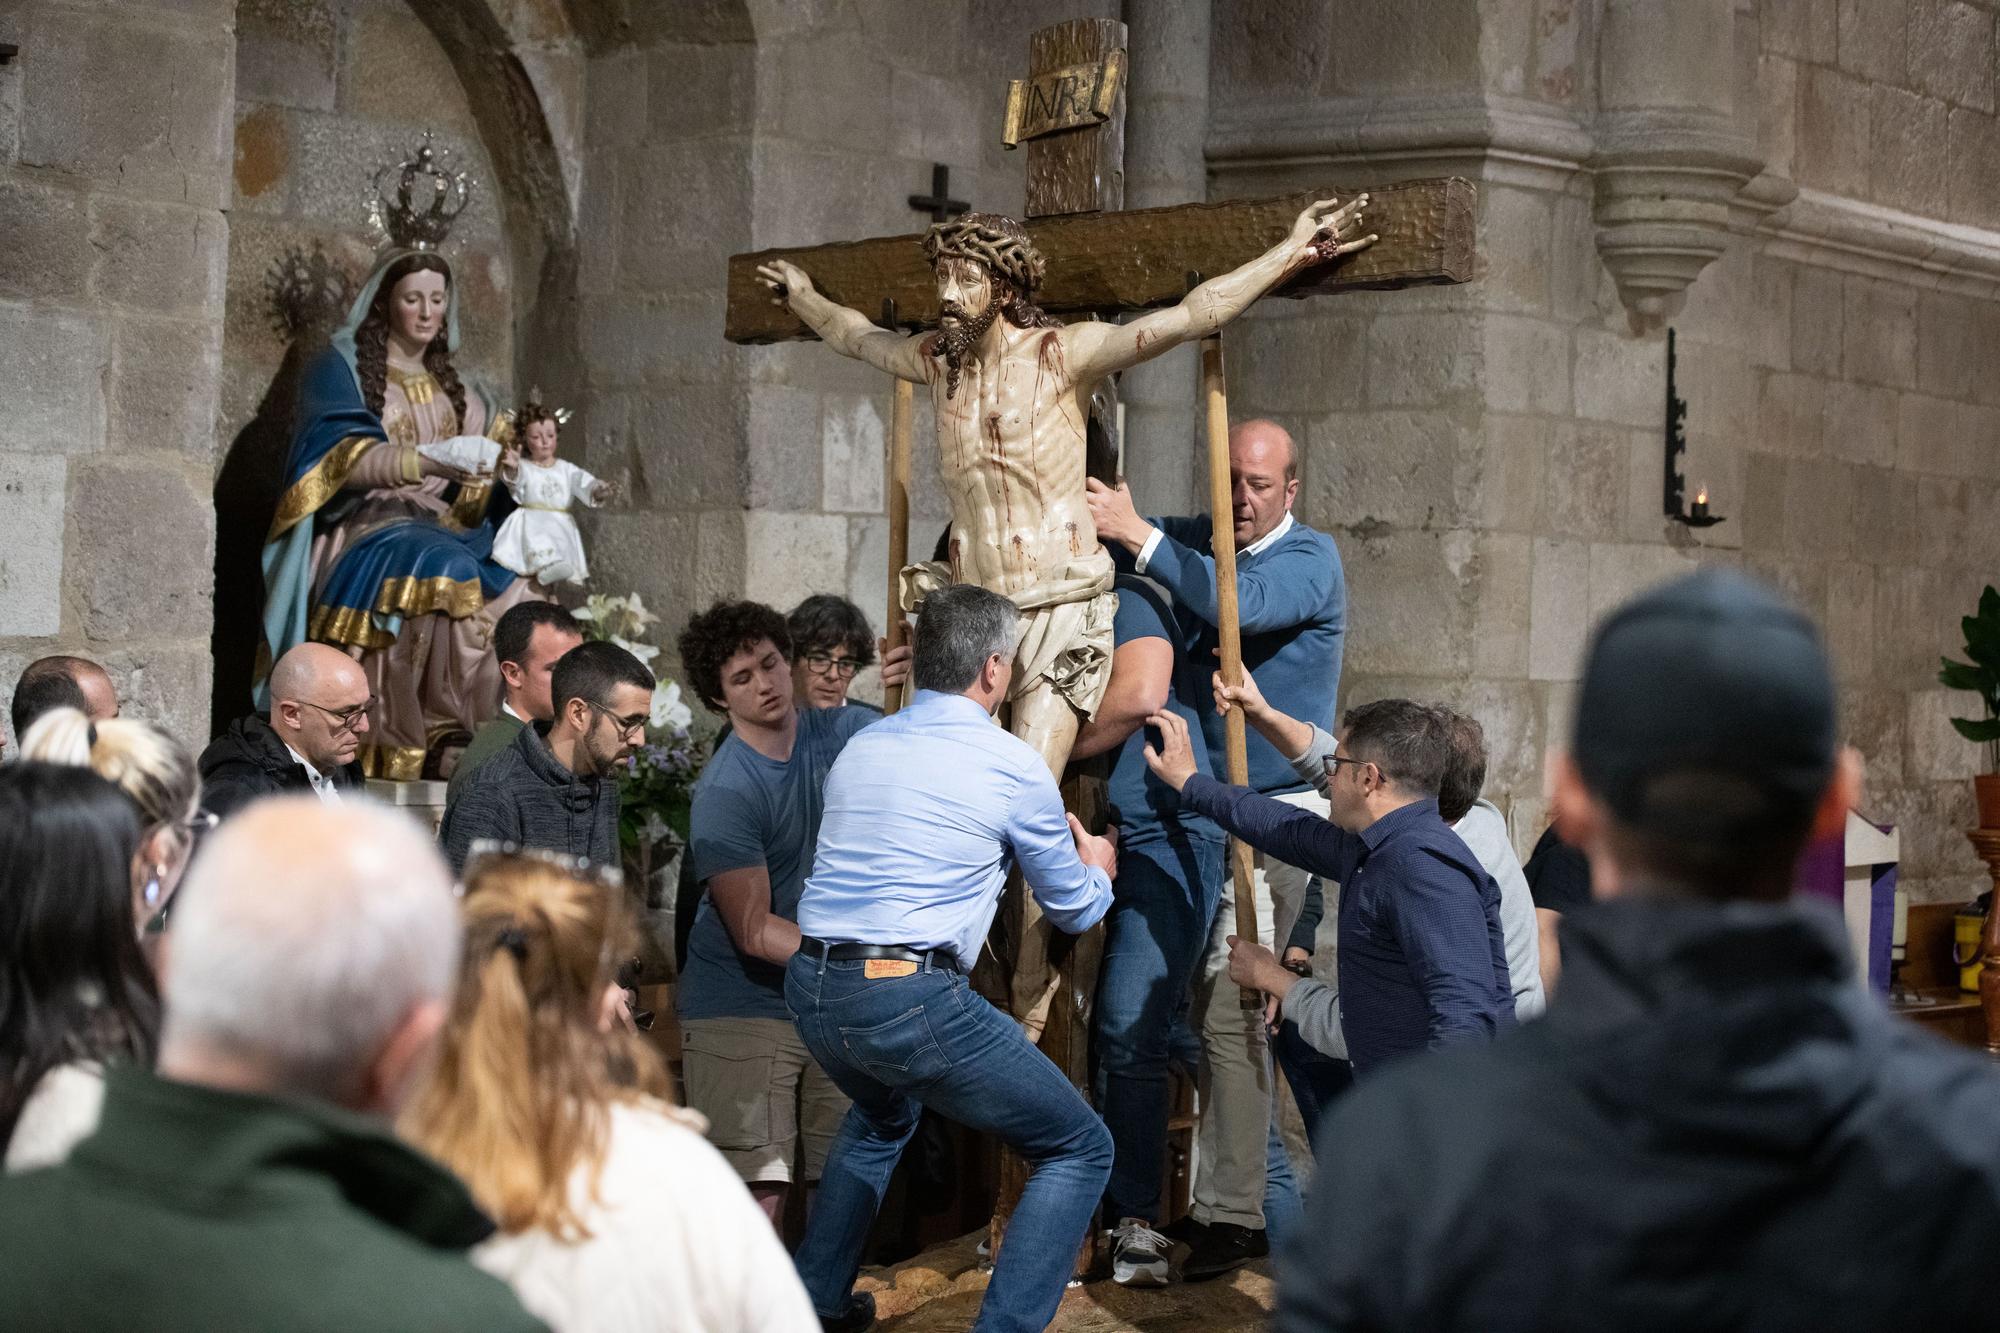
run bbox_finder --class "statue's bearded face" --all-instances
[935,257,996,329]
[390,270,448,349]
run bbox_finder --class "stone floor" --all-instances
[862,1231,1277,1332]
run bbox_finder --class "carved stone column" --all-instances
[1592,0,1763,331]
[1118,0,1208,514]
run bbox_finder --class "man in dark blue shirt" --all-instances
[1142,698,1513,1074]
[1068,574,1226,1285]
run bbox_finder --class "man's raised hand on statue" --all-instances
[1068,813,1119,880]
[1062,194,1377,386]
[1083,477,1152,553]
[755,258,930,383]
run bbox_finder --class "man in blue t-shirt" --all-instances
[674,599,908,1229]
[1071,574,1226,1286]
[1087,418,1345,1277]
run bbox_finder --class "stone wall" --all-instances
[1202,0,2000,903]
[0,0,235,748]
[574,0,1119,708]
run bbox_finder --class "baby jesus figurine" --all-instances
[491,398,616,587]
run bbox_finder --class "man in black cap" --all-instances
[1276,569,2000,1332]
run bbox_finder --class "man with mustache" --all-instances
[757,199,1375,1044]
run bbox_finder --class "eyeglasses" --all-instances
[298,697,376,734]
[801,653,864,680]
[1322,754,1376,781]
[582,699,649,738]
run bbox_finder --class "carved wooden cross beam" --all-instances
[725,175,1476,343]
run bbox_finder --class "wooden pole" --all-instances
[882,303,914,714]
[1201,333,1259,993]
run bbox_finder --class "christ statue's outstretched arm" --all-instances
[1065,194,1376,385]
[755,260,932,384]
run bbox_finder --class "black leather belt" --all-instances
[800,938,962,974]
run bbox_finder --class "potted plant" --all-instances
[1940,584,2000,829]
[574,592,707,976]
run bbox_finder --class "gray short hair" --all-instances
[913,583,1021,694]
[162,797,460,1100]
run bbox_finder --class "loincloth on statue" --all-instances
[898,550,1117,721]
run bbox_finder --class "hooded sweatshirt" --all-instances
[1278,897,2000,1333]
[439,721,619,872]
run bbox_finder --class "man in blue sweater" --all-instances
[1142,699,1514,1073]
[1087,418,1344,1275]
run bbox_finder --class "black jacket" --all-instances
[1279,897,2000,1333]
[438,722,618,872]
[198,715,363,820]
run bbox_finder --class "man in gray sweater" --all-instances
[440,640,654,872]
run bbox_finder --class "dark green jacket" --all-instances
[446,710,528,805]
[0,1067,545,1333]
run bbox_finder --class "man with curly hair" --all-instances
[674,600,908,1232]
[757,200,1375,1039]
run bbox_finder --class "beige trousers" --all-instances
[1188,786,1330,1229]
[681,1016,849,1185]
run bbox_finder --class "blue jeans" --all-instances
[1265,1114,1301,1241]
[1093,837,1224,1223]
[1274,1018,1353,1157]
[787,951,1112,1333]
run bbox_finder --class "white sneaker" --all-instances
[1109,1217,1172,1287]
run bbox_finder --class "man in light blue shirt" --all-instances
[789,583,1118,1333]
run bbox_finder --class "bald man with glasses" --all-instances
[200,644,372,820]
[440,640,655,873]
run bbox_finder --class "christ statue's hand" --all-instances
[755,259,815,309]
[1288,194,1377,268]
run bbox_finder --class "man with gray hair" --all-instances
[0,798,545,1331]
[787,582,1119,1333]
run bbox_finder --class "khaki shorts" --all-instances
[680,1016,848,1185]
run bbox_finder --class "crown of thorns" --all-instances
[922,213,1046,293]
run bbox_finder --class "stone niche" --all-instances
[210,0,584,727]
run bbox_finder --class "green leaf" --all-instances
[1940,657,1997,694]
[1951,716,2000,743]
[1965,614,2000,672]
[1981,584,2000,622]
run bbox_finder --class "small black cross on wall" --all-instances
[908,164,969,223]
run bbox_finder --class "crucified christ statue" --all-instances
[758,196,1373,1031]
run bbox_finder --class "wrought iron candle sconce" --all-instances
[1663,328,1724,529]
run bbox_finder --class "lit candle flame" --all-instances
[1696,486,1708,505]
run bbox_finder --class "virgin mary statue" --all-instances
[260,137,545,781]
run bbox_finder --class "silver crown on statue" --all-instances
[364,131,473,251]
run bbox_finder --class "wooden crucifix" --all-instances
[731,11,1471,1253]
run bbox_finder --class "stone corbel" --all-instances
[1591,110,1763,332]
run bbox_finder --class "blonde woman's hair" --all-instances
[402,855,668,1240]
[20,708,201,831]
